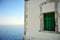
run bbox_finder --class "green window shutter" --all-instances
[43,12,55,31]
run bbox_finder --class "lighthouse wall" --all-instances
[58,2,60,32]
[25,0,60,40]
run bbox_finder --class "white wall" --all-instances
[42,3,55,13]
[58,17,60,32]
[26,0,60,40]
[26,0,44,33]
[58,2,60,32]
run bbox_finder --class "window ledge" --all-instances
[39,30,60,34]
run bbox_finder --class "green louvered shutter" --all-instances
[44,12,55,31]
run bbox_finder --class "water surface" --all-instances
[0,25,24,40]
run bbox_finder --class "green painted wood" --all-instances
[43,12,55,31]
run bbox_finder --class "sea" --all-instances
[0,25,24,40]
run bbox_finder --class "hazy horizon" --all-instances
[0,0,24,25]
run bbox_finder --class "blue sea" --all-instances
[0,25,24,40]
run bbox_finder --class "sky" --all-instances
[0,0,24,25]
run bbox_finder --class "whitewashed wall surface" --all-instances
[25,0,60,40]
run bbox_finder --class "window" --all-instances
[43,12,55,31]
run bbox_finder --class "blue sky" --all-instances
[0,0,24,25]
